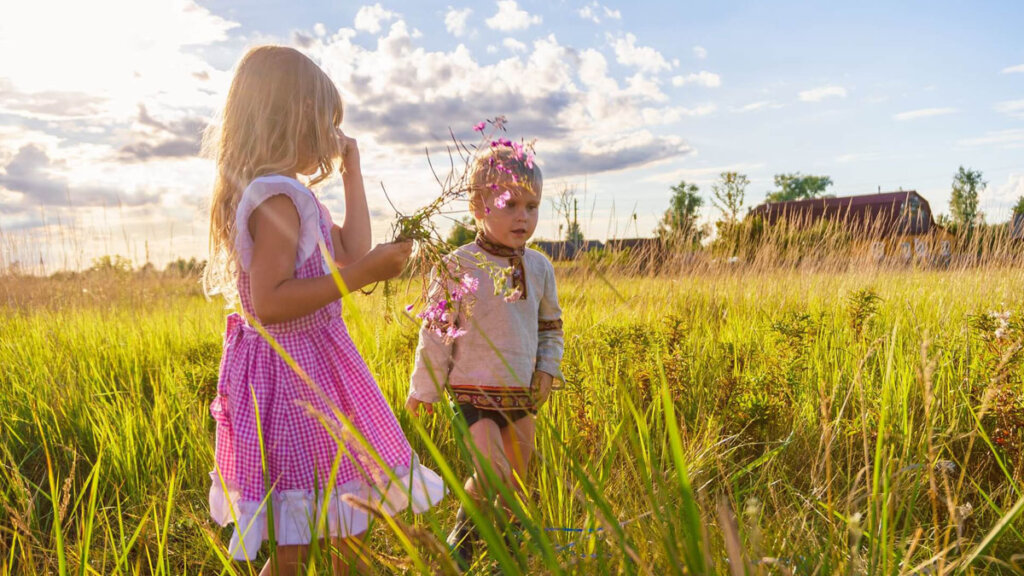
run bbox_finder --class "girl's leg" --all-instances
[329,534,369,575]
[258,535,368,576]
[258,544,307,576]
[500,414,536,494]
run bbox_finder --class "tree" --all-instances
[1013,196,1024,216]
[656,180,704,245]
[552,185,584,244]
[712,171,749,224]
[765,173,833,203]
[949,166,985,229]
[446,216,476,248]
[712,172,749,255]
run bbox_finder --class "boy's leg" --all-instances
[465,418,509,496]
[500,414,536,494]
[449,418,505,564]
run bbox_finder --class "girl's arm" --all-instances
[330,132,372,267]
[248,194,410,325]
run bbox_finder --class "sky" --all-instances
[1,0,1022,271]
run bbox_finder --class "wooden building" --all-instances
[750,190,953,264]
[531,240,605,261]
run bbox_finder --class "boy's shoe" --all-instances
[446,505,476,569]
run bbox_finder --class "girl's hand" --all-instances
[361,240,413,283]
[532,371,554,407]
[337,129,359,167]
[405,397,434,416]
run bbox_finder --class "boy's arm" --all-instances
[536,260,564,383]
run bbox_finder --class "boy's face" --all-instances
[474,186,542,249]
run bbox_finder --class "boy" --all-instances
[406,145,564,563]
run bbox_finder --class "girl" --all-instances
[405,146,564,563]
[203,46,444,574]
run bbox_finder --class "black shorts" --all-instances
[456,403,536,430]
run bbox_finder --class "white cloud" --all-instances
[693,45,707,59]
[303,24,697,190]
[1000,64,1024,74]
[733,100,781,113]
[798,85,847,102]
[485,0,541,31]
[354,3,396,34]
[578,2,621,23]
[624,73,667,102]
[603,6,622,20]
[645,162,766,185]
[980,173,1024,218]
[444,7,472,37]
[671,71,721,88]
[835,152,879,163]
[612,33,670,74]
[995,99,1024,118]
[578,5,600,23]
[958,129,1024,148]
[503,38,527,53]
[893,107,957,121]
[0,0,234,109]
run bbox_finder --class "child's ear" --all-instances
[472,198,487,220]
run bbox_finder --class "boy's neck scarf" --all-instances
[475,232,528,301]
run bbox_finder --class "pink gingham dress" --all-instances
[208,175,444,561]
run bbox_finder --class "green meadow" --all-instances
[2,265,1024,574]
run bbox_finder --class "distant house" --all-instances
[604,237,663,254]
[750,190,953,263]
[1012,213,1024,241]
[531,240,605,261]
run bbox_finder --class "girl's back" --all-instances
[203,47,443,565]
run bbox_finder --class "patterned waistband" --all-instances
[448,384,536,411]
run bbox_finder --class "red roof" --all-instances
[750,190,935,235]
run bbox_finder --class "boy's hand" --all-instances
[405,397,434,416]
[532,371,554,407]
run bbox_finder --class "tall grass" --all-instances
[2,264,1024,574]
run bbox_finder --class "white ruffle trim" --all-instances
[209,461,446,561]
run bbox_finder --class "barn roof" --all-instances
[750,190,936,234]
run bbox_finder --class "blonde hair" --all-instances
[202,45,343,301]
[468,146,543,215]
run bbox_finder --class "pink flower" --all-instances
[493,115,507,129]
[494,190,512,209]
[511,141,524,159]
[504,288,522,303]
[525,153,534,169]
[460,274,479,293]
[474,121,486,132]
[404,304,415,312]
[445,326,467,340]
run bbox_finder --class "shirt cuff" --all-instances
[535,360,564,386]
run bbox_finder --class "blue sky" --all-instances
[1,0,1022,268]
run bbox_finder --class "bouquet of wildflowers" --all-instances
[387,116,536,342]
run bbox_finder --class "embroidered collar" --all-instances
[475,233,528,301]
